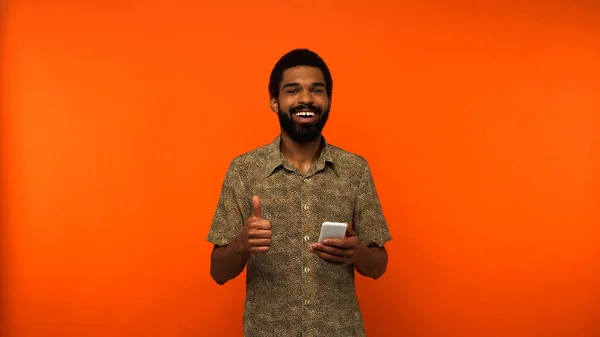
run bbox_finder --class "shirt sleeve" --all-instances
[206,160,249,246]
[353,162,392,247]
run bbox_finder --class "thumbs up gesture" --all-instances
[240,196,272,255]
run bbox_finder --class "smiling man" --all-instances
[207,48,392,337]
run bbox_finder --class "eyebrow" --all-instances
[282,82,326,89]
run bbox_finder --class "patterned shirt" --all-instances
[207,135,392,337]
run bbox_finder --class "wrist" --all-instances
[353,240,369,264]
[233,233,249,256]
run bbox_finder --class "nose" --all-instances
[298,89,314,105]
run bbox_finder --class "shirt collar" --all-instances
[264,135,335,178]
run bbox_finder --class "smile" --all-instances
[294,111,315,117]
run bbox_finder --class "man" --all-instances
[207,48,392,337]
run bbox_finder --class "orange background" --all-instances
[1,1,599,336]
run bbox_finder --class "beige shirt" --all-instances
[207,136,392,337]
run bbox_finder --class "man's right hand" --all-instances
[239,196,272,255]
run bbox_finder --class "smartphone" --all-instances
[318,221,347,243]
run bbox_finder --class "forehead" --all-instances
[280,66,325,86]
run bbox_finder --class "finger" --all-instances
[322,238,353,249]
[251,196,262,219]
[249,238,272,246]
[248,229,272,239]
[249,246,269,254]
[313,250,347,264]
[345,223,356,236]
[250,220,272,230]
[311,243,349,257]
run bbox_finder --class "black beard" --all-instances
[278,104,329,143]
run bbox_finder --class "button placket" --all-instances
[300,174,311,332]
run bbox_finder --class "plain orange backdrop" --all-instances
[1,1,599,336]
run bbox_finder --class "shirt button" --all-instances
[303,205,309,210]
[303,178,310,182]
[304,235,310,241]
[304,299,310,305]
[304,267,310,273]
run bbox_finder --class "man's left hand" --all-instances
[310,223,366,266]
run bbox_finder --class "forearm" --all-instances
[210,234,250,285]
[353,244,388,279]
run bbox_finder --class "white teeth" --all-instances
[296,111,315,117]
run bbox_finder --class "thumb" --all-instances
[251,195,262,219]
[345,223,356,236]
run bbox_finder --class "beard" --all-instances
[278,103,330,143]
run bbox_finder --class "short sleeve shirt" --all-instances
[207,136,392,337]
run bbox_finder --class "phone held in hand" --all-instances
[318,221,347,243]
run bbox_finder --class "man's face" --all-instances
[272,66,330,143]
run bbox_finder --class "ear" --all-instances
[270,97,279,113]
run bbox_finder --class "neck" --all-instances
[280,132,323,174]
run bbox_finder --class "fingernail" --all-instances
[323,240,329,244]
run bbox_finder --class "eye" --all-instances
[312,88,324,93]
[286,89,298,94]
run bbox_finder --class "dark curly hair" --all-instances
[268,48,333,99]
